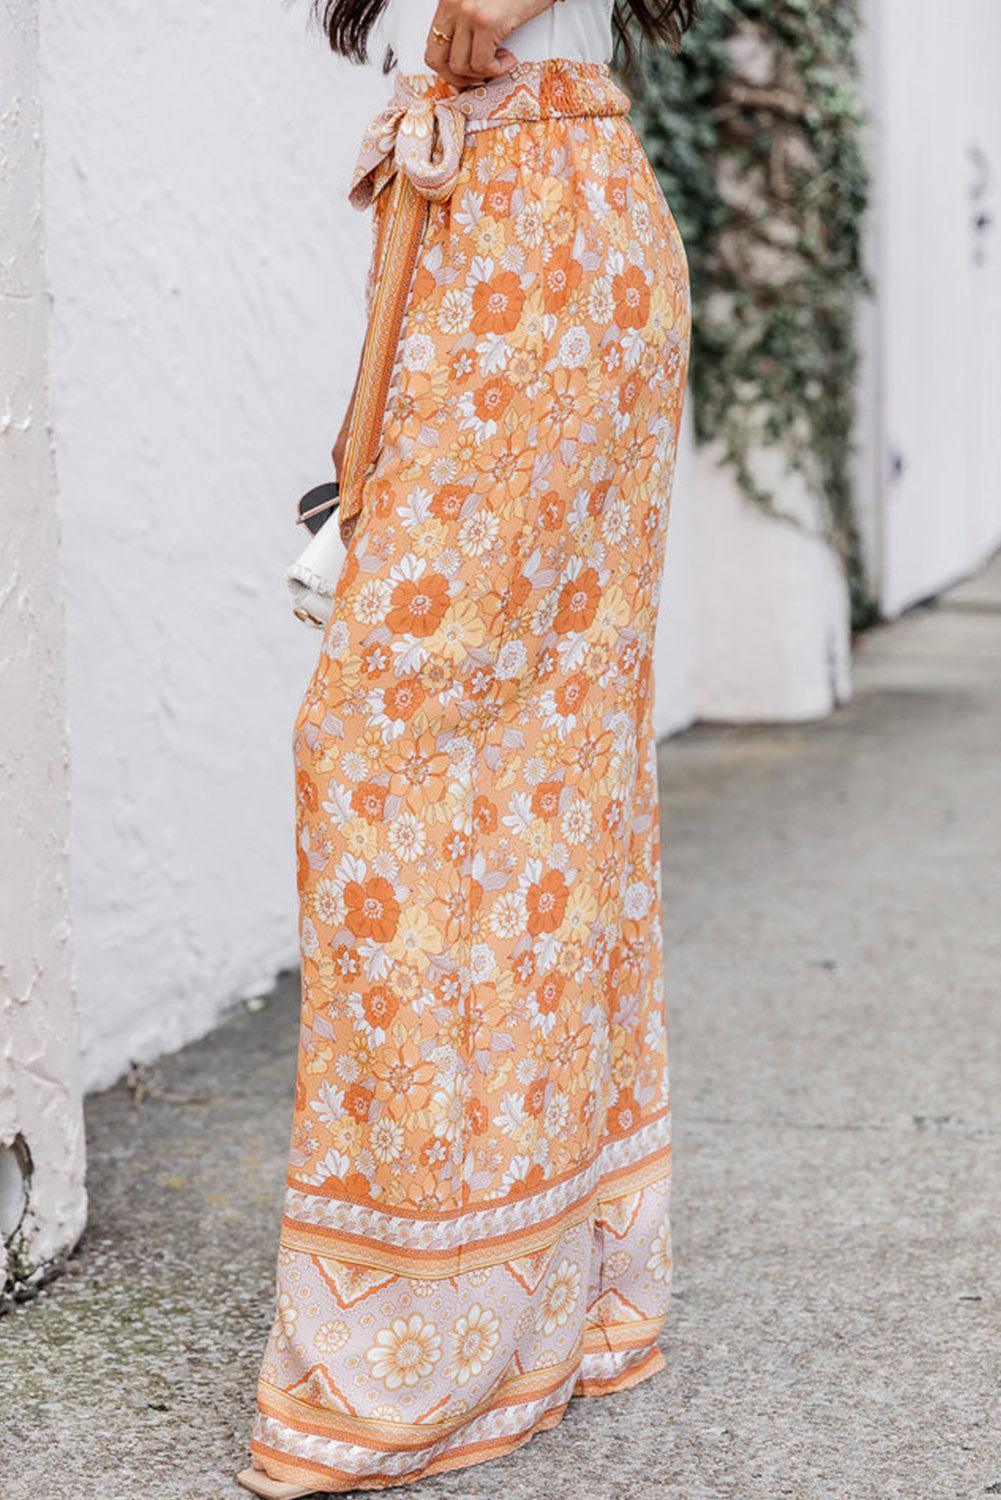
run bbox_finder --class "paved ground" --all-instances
[2,560,1000,1500]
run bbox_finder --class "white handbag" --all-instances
[286,482,346,629]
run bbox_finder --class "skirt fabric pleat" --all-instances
[251,61,691,1493]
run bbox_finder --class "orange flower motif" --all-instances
[508,1162,548,1199]
[387,730,452,812]
[482,179,515,218]
[525,1078,548,1117]
[471,271,525,335]
[554,673,589,717]
[539,490,566,531]
[383,678,426,722]
[531,781,563,820]
[612,266,650,330]
[555,566,601,634]
[568,716,614,790]
[587,481,612,517]
[343,876,400,942]
[351,782,389,823]
[371,1040,436,1119]
[542,244,582,313]
[296,769,318,815]
[606,1085,640,1136]
[344,1083,374,1122]
[618,370,643,414]
[497,571,532,621]
[362,984,399,1029]
[539,367,589,443]
[526,869,569,935]
[473,795,498,834]
[605,175,629,214]
[386,571,450,638]
[430,485,468,523]
[536,970,566,1015]
[473,376,515,423]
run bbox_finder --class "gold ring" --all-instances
[430,26,452,44]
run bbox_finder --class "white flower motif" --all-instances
[370,1115,404,1164]
[558,325,591,369]
[489,891,527,939]
[438,288,473,335]
[560,798,594,846]
[623,880,652,921]
[387,812,428,864]
[459,509,500,556]
[495,639,529,680]
[401,332,435,371]
[311,877,345,928]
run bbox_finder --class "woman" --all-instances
[241,0,693,1493]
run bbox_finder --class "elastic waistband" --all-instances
[350,59,632,211]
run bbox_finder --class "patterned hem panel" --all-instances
[251,1336,665,1493]
[281,1112,670,1275]
[252,1137,672,1494]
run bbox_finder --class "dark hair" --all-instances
[319,1,697,65]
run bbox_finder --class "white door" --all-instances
[875,0,1001,617]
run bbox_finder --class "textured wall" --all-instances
[36,3,850,1092]
[39,1,385,1089]
[0,0,87,1290]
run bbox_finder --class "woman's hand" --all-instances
[425,0,555,89]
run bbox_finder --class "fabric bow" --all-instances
[349,82,473,212]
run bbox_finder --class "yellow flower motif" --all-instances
[330,1114,362,1154]
[536,1258,582,1335]
[429,1075,468,1141]
[449,1303,501,1386]
[305,1044,334,1076]
[365,1314,442,1389]
[560,880,598,943]
[386,905,445,965]
[343,818,379,860]
[409,517,448,557]
[272,1293,298,1351]
[430,599,487,663]
[315,1320,350,1354]
[646,1216,672,1283]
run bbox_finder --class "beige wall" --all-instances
[0,0,86,1294]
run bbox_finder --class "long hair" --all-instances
[319,0,697,64]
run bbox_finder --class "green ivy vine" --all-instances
[630,0,873,623]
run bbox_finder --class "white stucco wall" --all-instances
[40,3,382,1090]
[653,424,851,736]
[0,0,87,1288]
[36,9,851,1092]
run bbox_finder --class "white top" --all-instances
[377,0,615,75]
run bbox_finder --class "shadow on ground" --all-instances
[2,564,1000,1500]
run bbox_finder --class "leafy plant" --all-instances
[631,0,873,623]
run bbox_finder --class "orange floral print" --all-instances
[252,61,690,1496]
[471,269,525,334]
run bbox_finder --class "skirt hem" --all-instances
[249,1339,665,1495]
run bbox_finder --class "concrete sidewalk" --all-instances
[2,561,1000,1500]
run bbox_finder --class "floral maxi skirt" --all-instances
[251,59,691,1493]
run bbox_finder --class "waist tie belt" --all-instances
[336,60,632,542]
